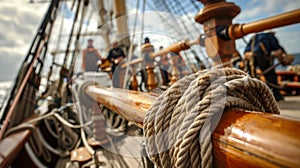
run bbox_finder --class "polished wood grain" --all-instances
[151,40,191,58]
[227,9,300,40]
[0,130,32,167]
[86,84,300,167]
[213,109,300,167]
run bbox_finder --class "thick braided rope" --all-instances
[143,68,279,168]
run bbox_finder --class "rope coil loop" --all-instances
[143,68,279,168]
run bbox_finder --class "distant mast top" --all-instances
[113,0,130,52]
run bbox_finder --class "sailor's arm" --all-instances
[95,49,102,59]
[82,49,87,70]
[271,48,294,66]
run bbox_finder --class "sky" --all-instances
[0,0,300,82]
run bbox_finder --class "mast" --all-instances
[97,0,111,49]
[113,0,130,52]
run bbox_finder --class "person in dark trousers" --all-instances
[82,39,102,72]
[140,37,155,90]
[107,41,126,87]
[244,30,286,101]
[107,41,126,74]
[158,46,170,85]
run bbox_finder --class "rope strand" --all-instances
[144,68,279,168]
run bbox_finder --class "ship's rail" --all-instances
[85,84,300,167]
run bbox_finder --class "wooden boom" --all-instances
[85,84,300,167]
[120,39,198,69]
[225,9,300,40]
[151,39,194,58]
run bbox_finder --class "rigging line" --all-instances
[38,6,60,75]
[69,0,89,75]
[62,0,81,68]
[24,0,61,64]
[166,2,204,46]
[174,1,200,34]
[140,0,146,45]
[147,0,181,39]
[163,2,188,33]
[0,34,51,140]
[0,0,61,127]
[58,0,82,99]
[54,1,67,54]
[173,1,211,66]
[167,0,211,67]
[152,1,195,46]
[155,0,194,67]
[152,0,182,35]
[146,0,188,60]
[164,4,195,54]
[160,0,188,36]
[166,0,199,44]
[71,84,94,155]
[66,2,96,75]
[75,4,94,71]
[50,1,67,81]
[123,0,141,89]
[70,0,75,10]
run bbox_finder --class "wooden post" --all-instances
[85,84,300,167]
[113,0,130,49]
[141,41,157,91]
[97,0,111,49]
[169,53,181,84]
[131,68,138,91]
[145,66,157,91]
[195,0,240,66]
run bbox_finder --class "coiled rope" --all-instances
[143,68,279,168]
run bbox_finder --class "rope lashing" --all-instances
[143,68,279,168]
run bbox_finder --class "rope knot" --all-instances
[144,68,279,168]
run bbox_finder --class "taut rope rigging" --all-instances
[144,68,279,168]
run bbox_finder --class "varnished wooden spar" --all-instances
[86,85,156,128]
[85,84,300,167]
[150,39,195,58]
[224,9,300,40]
[120,39,197,69]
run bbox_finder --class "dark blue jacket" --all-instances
[244,32,281,55]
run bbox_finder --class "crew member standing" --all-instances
[107,41,126,88]
[82,39,102,72]
[107,41,126,74]
[244,30,287,101]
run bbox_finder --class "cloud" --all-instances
[0,0,49,81]
[0,48,24,81]
[276,26,300,54]
[235,0,300,22]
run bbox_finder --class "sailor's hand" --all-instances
[244,52,254,60]
[115,57,123,64]
[96,60,102,65]
[277,54,294,66]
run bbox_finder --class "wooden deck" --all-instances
[278,96,300,119]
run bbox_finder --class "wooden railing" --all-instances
[0,130,32,167]
[225,9,300,40]
[85,84,300,167]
